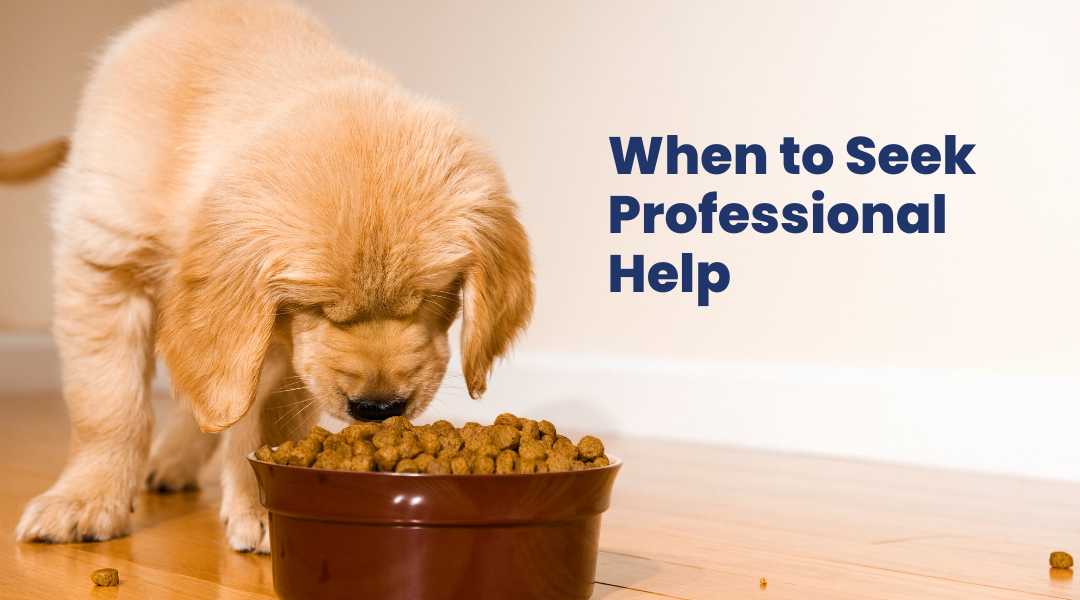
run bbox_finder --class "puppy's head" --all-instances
[159,82,533,431]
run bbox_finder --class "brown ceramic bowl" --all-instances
[248,454,621,600]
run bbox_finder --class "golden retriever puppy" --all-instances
[12,0,533,553]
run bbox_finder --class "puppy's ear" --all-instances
[461,201,534,398]
[158,206,280,433]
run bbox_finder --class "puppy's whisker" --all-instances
[422,297,450,311]
[275,396,315,425]
[272,397,318,409]
[270,385,310,395]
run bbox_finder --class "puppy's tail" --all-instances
[0,137,69,184]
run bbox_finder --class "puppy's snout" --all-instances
[345,393,407,421]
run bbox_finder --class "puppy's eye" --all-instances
[331,366,363,379]
[397,293,423,316]
[322,303,364,325]
[392,364,422,381]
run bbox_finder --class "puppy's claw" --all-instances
[224,509,270,554]
[144,460,201,493]
[16,492,131,544]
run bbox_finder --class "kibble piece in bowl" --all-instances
[255,414,611,475]
[577,435,605,460]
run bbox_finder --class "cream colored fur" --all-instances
[14,0,533,553]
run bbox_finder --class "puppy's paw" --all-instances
[222,507,270,554]
[15,492,132,543]
[145,453,200,493]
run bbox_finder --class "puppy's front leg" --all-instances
[146,398,221,492]
[218,345,292,554]
[16,257,155,543]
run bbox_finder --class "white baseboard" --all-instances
[0,333,61,392]
[5,334,1078,481]
[425,353,1080,482]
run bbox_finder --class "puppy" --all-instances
[10,0,533,553]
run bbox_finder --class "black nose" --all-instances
[346,394,407,421]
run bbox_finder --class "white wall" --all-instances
[2,1,1078,479]
[301,0,1080,376]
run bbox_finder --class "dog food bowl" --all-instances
[248,455,621,600]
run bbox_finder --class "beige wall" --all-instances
[0,1,165,328]
[2,1,1077,375]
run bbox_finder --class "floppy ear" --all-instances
[158,212,280,433]
[461,202,534,398]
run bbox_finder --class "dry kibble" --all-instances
[490,424,521,450]
[450,455,471,474]
[418,430,441,454]
[90,568,119,587]
[414,453,435,471]
[381,416,413,430]
[438,448,460,461]
[440,431,464,453]
[347,455,374,472]
[341,422,380,443]
[461,449,479,466]
[577,436,604,460]
[372,429,402,449]
[520,419,540,440]
[474,456,496,474]
[271,440,294,464]
[322,434,349,453]
[553,437,578,459]
[353,440,376,456]
[463,428,492,451]
[426,457,451,474]
[374,446,400,471]
[759,577,768,589]
[494,413,520,427]
[314,442,352,467]
[538,420,556,438]
[546,453,572,472]
[431,419,454,433]
[519,439,547,461]
[262,417,608,475]
[496,450,517,474]
[476,443,500,460]
[398,435,422,459]
[313,452,345,470]
[255,445,274,462]
[287,438,320,467]
[1050,551,1074,569]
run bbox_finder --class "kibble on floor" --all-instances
[1049,551,1074,570]
[90,568,119,587]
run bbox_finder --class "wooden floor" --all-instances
[1,389,1077,599]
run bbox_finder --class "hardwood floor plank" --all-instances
[0,389,1077,598]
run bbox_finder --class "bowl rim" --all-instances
[247,451,621,478]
